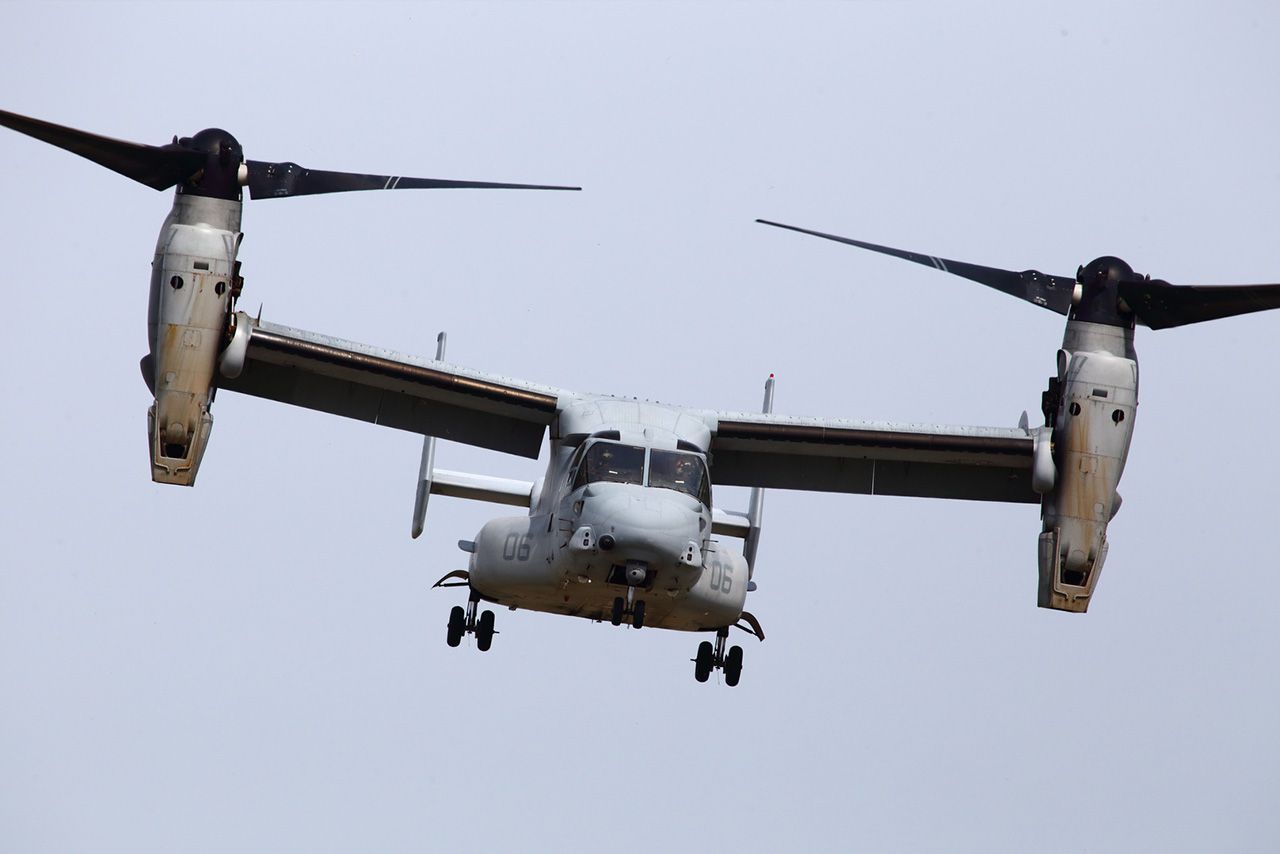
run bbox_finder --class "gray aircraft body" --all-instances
[8,108,1280,685]
[219,312,1039,684]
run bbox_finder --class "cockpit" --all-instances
[569,440,711,507]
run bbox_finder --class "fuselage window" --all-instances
[573,441,646,489]
[649,449,711,507]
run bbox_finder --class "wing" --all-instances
[217,313,567,457]
[215,313,1035,502]
[702,410,1037,503]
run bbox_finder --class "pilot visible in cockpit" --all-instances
[593,445,643,485]
[650,452,693,491]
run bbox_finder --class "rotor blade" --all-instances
[245,160,580,199]
[756,219,1076,315]
[0,108,205,190]
[1121,279,1280,330]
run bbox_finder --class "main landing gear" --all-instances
[694,628,743,686]
[446,591,497,651]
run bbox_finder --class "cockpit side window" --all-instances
[572,441,646,489]
[565,442,589,486]
[649,449,711,507]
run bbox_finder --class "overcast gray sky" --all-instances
[3,2,1279,851]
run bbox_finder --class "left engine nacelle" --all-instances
[143,193,243,485]
[1034,322,1138,612]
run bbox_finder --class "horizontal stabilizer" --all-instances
[711,508,751,538]
[431,470,533,507]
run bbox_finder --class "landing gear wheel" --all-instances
[724,644,744,687]
[446,605,466,648]
[694,641,714,683]
[632,599,646,629]
[476,609,496,652]
[692,628,744,685]
[611,597,624,627]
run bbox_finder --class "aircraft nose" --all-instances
[583,488,702,566]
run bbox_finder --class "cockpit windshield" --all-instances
[648,449,711,506]
[576,441,646,487]
[569,441,712,505]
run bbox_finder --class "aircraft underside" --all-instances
[434,550,761,686]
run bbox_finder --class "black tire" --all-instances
[476,609,496,652]
[724,645,744,687]
[694,640,714,683]
[610,597,624,627]
[446,605,466,648]
[632,599,646,629]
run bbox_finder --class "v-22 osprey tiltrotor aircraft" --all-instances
[7,109,1280,687]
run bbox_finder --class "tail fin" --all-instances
[411,332,448,538]
[742,374,774,573]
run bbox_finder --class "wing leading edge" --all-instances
[706,412,1037,503]
[218,314,564,457]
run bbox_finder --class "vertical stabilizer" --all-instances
[411,332,448,538]
[742,374,774,572]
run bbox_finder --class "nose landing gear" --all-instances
[607,561,649,629]
[610,592,646,628]
[693,628,743,686]
[446,591,497,651]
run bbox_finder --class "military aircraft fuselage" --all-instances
[465,398,750,632]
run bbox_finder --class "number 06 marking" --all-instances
[708,560,733,594]
[502,533,532,561]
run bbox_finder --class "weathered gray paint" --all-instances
[146,193,242,485]
[1037,320,1139,612]
[204,315,1052,638]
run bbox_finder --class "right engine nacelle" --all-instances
[1036,323,1138,612]
[144,193,243,485]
